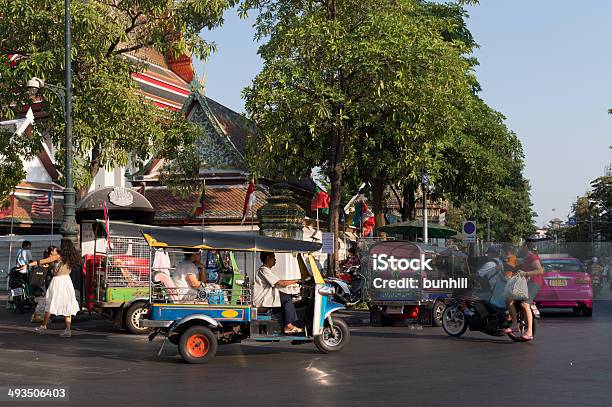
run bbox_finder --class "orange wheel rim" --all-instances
[187,334,209,357]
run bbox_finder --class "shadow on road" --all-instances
[349,329,513,344]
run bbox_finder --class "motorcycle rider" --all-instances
[339,246,360,270]
[507,238,543,341]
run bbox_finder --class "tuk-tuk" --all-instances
[82,221,154,334]
[361,241,470,327]
[139,226,350,364]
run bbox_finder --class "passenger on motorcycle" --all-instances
[506,239,543,341]
[476,246,503,291]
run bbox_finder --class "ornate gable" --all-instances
[183,81,247,171]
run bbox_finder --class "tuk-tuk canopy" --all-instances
[140,225,322,253]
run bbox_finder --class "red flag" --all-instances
[311,188,330,211]
[103,201,113,249]
[241,179,256,224]
[362,203,375,236]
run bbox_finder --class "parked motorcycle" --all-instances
[326,265,366,307]
[441,296,540,342]
[8,267,45,313]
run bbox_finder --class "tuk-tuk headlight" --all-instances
[318,285,335,296]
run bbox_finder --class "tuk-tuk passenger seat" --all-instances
[152,272,181,303]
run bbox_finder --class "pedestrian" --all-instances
[15,240,33,268]
[22,239,80,337]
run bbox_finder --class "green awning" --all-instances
[377,220,458,239]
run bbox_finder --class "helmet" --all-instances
[592,257,598,263]
[486,246,500,256]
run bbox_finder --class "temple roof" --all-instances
[144,185,268,224]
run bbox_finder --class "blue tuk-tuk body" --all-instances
[140,226,350,363]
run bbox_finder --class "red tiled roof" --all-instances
[145,185,268,223]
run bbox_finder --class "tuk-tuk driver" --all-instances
[254,252,304,334]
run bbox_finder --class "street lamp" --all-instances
[25,0,77,243]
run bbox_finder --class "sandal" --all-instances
[522,334,533,341]
[283,327,304,334]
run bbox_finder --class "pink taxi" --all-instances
[534,258,593,316]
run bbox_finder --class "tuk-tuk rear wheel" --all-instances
[179,326,218,364]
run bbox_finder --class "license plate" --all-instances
[548,279,567,287]
[386,305,404,314]
[11,287,23,297]
[530,304,540,317]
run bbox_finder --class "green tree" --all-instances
[0,0,235,198]
[243,0,476,270]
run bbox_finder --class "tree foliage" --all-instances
[243,0,534,248]
[243,0,481,269]
[0,0,234,197]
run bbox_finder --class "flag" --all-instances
[351,200,365,227]
[362,204,375,236]
[191,182,206,218]
[311,187,330,212]
[439,208,447,226]
[31,192,52,216]
[0,194,14,219]
[241,179,256,225]
[103,201,113,250]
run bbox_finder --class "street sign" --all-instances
[462,220,477,243]
[568,217,577,226]
[321,232,334,254]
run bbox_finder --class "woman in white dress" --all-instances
[22,239,80,337]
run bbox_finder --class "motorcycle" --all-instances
[8,266,45,313]
[441,296,540,342]
[326,265,366,307]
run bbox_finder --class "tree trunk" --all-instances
[402,182,417,221]
[372,176,386,237]
[328,128,344,277]
[75,147,102,202]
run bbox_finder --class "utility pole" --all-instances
[421,170,429,244]
[60,0,78,243]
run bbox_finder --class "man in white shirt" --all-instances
[172,250,206,300]
[253,252,303,334]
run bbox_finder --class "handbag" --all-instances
[503,275,529,301]
[31,298,46,323]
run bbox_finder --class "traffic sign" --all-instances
[462,220,477,243]
[568,217,577,226]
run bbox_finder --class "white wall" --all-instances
[23,156,52,184]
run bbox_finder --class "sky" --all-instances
[195,1,612,228]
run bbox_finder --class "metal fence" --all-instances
[95,236,151,289]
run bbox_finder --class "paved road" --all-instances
[1,300,611,407]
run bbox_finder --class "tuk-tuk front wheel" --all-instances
[314,317,350,354]
[179,326,218,364]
